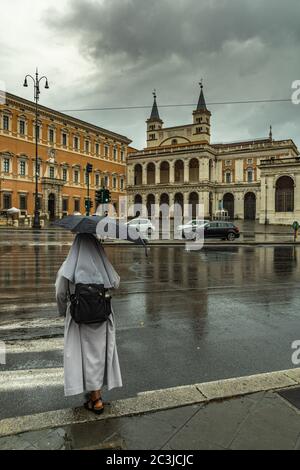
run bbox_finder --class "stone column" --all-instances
[155,162,160,184]
[235,159,244,183]
[216,159,222,183]
[169,161,175,184]
[267,175,275,224]
[200,191,209,219]
[169,193,175,218]
[259,176,265,224]
[154,193,160,219]
[141,193,148,217]
[127,194,135,218]
[142,163,147,185]
[234,191,244,220]
[184,160,189,183]
[183,191,189,218]
[294,173,300,220]
[127,165,133,186]
[202,158,209,181]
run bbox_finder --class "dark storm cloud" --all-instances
[44,0,300,148]
[46,0,300,61]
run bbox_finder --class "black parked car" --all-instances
[196,221,240,241]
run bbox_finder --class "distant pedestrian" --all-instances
[292,220,299,242]
[55,233,122,414]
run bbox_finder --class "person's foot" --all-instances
[84,390,104,414]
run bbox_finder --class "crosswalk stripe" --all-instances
[5,337,63,354]
[0,302,57,313]
[0,317,63,330]
[0,368,64,391]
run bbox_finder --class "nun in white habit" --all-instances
[55,233,122,413]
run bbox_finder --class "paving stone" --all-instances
[0,435,33,450]
[119,405,201,450]
[230,394,300,450]
[64,419,126,450]
[165,396,255,449]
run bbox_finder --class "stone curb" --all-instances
[0,368,299,438]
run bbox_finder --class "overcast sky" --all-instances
[1,0,300,149]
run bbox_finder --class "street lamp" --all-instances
[23,68,50,229]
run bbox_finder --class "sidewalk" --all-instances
[0,369,300,450]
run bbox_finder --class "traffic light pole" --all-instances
[85,163,93,216]
[86,173,90,216]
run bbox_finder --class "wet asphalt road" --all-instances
[0,230,300,419]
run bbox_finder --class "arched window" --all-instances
[223,193,234,219]
[175,160,184,182]
[189,192,199,218]
[134,194,142,218]
[275,176,294,212]
[147,162,155,184]
[189,158,199,182]
[160,161,170,184]
[209,160,213,181]
[146,194,155,217]
[134,164,142,185]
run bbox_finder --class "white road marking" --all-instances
[5,337,64,354]
[0,317,63,330]
[0,367,63,391]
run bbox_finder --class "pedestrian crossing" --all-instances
[0,367,64,391]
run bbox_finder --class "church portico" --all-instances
[127,83,299,224]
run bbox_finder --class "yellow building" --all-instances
[0,91,131,220]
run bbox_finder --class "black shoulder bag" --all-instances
[67,282,112,325]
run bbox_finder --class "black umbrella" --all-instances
[52,215,149,254]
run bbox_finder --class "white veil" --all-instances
[56,233,120,289]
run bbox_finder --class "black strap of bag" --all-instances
[67,280,112,325]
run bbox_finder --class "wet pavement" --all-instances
[1,229,300,420]
[1,388,300,450]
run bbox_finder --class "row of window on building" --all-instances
[1,157,124,190]
[1,114,126,161]
[224,168,255,183]
[2,194,104,212]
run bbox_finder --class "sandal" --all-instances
[84,397,105,415]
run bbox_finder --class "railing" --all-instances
[41,177,65,185]
[260,156,300,165]
[129,144,211,157]
[129,139,296,158]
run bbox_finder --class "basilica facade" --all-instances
[127,85,300,225]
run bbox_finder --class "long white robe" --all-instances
[55,234,123,396]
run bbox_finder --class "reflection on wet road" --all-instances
[0,230,300,419]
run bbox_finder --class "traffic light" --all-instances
[103,189,111,203]
[96,189,104,205]
[85,198,93,213]
[86,163,93,173]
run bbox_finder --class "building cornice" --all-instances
[2,91,132,145]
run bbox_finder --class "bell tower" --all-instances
[146,90,163,148]
[192,81,211,143]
